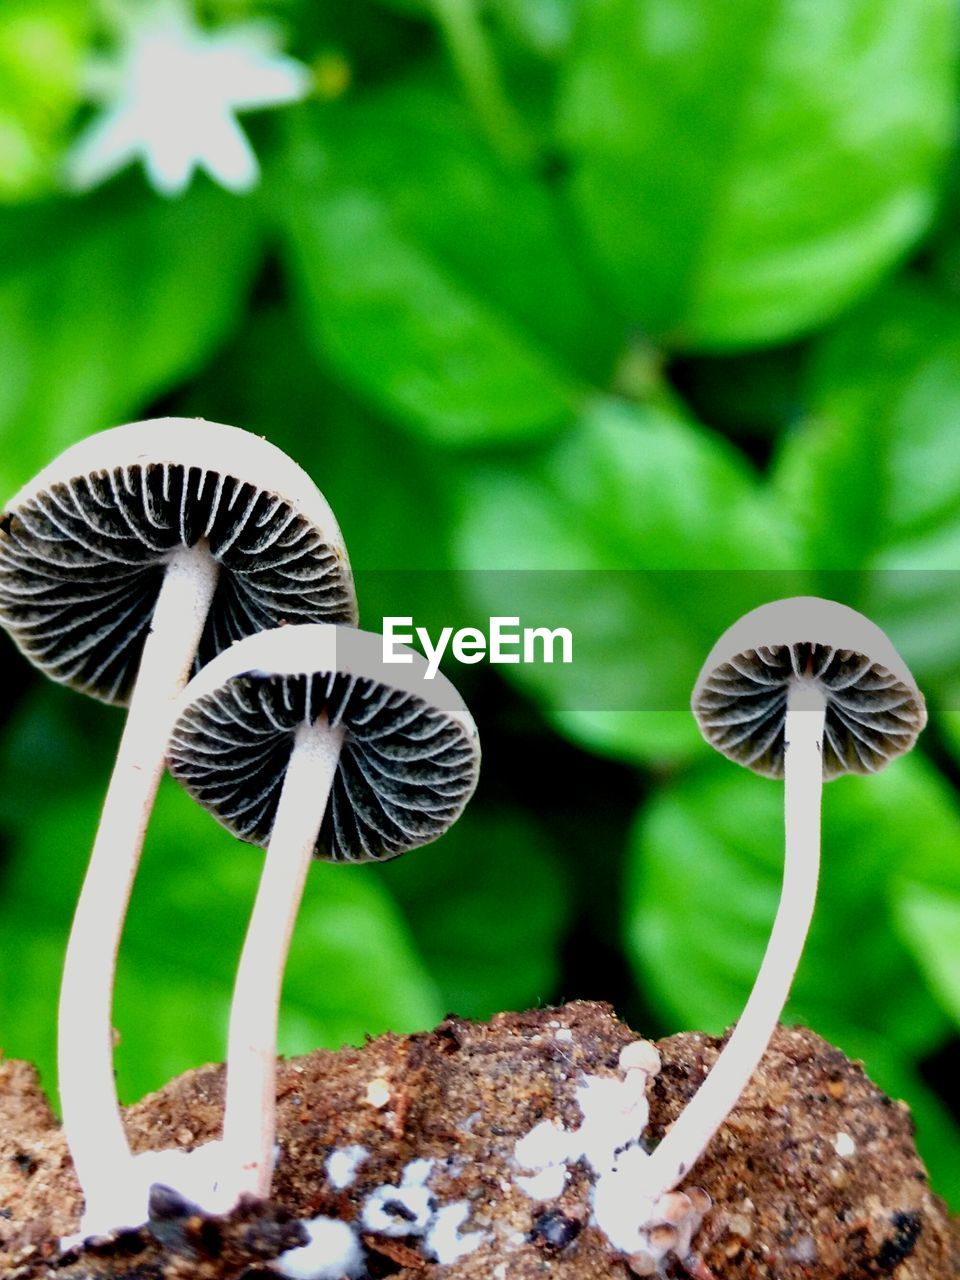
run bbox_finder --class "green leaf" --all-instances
[0,182,261,500]
[625,752,960,1196]
[773,278,960,700]
[775,279,960,565]
[185,307,458,572]
[454,395,805,764]
[551,709,700,770]
[176,304,468,643]
[0,779,442,1104]
[283,185,575,447]
[317,76,617,379]
[558,0,956,348]
[367,0,428,14]
[894,883,960,1027]
[883,755,960,1032]
[491,0,573,58]
[0,0,89,200]
[275,83,603,445]
[0,683,116,833]
[376,805,570,1018]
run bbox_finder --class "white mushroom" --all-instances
[0,418,356,1236]
[168,623,480,1206]
[637,596,925,1199]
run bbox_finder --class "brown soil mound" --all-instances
[1,1003,957,1279]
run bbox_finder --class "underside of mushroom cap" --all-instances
[168,624,481,862]
[691,597,926,780]
[0,419,357,704]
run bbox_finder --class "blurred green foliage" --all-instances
[0,0,959,1209]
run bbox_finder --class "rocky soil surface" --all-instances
[1,1002,957,1279]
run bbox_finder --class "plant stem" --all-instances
[58,541,220,1232]
[429,0,533,167]
[222,717,346,1201]
[638,682,826,1197]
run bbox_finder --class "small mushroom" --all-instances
[0,419,357,1230]
[167,622,480,1205]
[637,596,925,1199]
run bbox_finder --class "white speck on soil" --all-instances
[516,1164,568,1200]
[325,1144,367,1190]
[833,1132,856,1158]
[426,1201,486,1263]
[359,1158,486,1261]
[364,1077,390,1108]
[362,1160,434,1236]
[273,1215,364,1279]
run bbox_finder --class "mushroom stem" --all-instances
[638,681,826,1198]
[58,541,220,1221]
[222,716,346,1201]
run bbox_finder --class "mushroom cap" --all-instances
[691,596,926,780]
[168,624,481,863]
[0,418,357,704]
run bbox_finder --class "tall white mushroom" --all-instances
[0,419,357,1236]
[168,623,480,1207]
[636,596,925,1202]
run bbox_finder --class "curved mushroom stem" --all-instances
[58,541,219,1233]
[222,716,346,1202]
[637,681,826,1199]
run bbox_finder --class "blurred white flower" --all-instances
[65,0,310,197]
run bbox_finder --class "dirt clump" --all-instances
[0,1002,956,1279]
